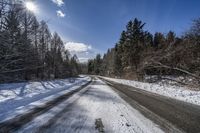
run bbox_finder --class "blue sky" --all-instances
[33,0,200,62]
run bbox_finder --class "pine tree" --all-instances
[88,59,94,74]
[94,54,102,75]
[70,55,79,76]
[117,31,126,74]
[153,32,165,49]
[114,43,123,77]
[124,18,146,79]
[166,31,176,44]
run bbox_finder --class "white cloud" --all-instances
[52,0,64,6]
[56,10,65,18]
[78,57,90,63]
[64,42,100,63]
[65,42,92,52]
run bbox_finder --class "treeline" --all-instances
[0,1,80,83]
[88,18,200,83]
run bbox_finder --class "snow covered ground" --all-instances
[144,75,199,88]
[18,78,163,133]
[0,76,90,122]
[101,76,200,106]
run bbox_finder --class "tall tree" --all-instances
[153,32,165,49]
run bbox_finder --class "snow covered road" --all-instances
[16,78,163,133]
[101,77,200,133]
[4,76,199,133]
[0,76,90,122]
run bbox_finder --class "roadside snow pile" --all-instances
[0,76,90,121]
[102,77,200,106]
[144,75,199,88]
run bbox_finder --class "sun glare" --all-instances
[25,2,36,12]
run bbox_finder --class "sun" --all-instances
[25,1,36,12]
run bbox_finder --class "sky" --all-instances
[31,0,200,62]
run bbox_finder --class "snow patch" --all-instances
[101,76,200,106]
[0,76,90,122]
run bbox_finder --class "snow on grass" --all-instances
[101,76,200,106]
[0,76,91,122]
[19,78,163,133]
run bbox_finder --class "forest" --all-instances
[88,18,200,86]
[1,1,200,87]
[0,1,81,83]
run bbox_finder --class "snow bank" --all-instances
[101,77,200,106]
[0,76,90,122]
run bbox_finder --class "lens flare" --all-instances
[25,1,36,12]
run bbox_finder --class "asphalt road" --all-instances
[102,78,200,133]
[17,78,163,133]
[0,81,91,133]
[1,77,200,133]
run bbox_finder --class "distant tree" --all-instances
[166,31,176,44]
[94,54,102,75]
[88,59,94,74]
[190,18,200,35]
[144,31,153,48]
[153,32,165,49]
[117,31,127,71]
[114,43,123,77]
[70,55,79,76]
